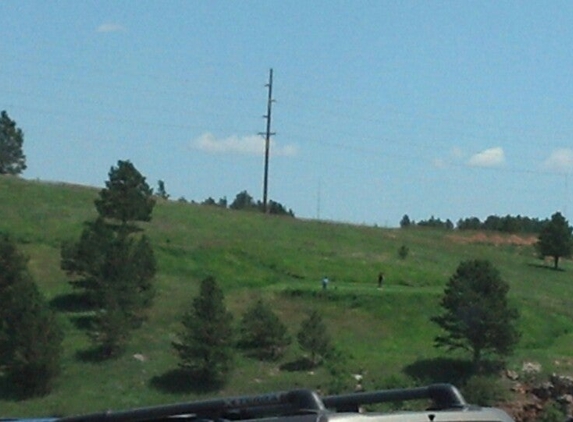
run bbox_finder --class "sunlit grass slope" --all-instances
[0,175,572,416]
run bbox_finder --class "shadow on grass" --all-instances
[0,375,48,401]
[403,357,504,386]
[50,291,94,313]
[75,346,114,363]
[150,369,224,394]
[70,314,95,331]
[403,357,474,386]
[279,357,315,372]
[527,262,564,272]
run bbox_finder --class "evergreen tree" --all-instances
[297,310,332,367]
[266,200,295,217]
[173,277,234,386]
[62,161,156,357]
[61,218,116,306]
[129,235,157,313]
[431,259,520,368]
[238,299,291,360]
[0,233,63,397]
[0,111,26,175]
[229,190,257,211]
[156,180,169,200]
[95,160,155,227]
[536,211,573,270]
[324,348,354,394]
[217,196,228,208]
[61,221,156,356]
[201,197,217,206]
[90,299,131,358]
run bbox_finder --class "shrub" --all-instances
[462,375,507,406]
[398,245,409,259]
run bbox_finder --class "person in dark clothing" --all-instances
[378,272,384,288]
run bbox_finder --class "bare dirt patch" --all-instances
[447,232,537,246]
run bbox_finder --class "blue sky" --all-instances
[3,1,573,227]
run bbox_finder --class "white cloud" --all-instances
[542,148,573,173]
[192,132,298,157]
[467,147,505,167]
[96,23,126,33]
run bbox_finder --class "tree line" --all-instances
[401,211,573,271]
[199,190,295,217]
[401,213,548,234]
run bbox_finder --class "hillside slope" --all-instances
[0,176,572,416]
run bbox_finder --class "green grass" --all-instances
[1,175,572,416]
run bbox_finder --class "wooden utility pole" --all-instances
[260,68,275,213]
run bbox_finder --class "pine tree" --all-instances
[536,211,573,270]
[172,277,234,386]
[95,160,155,227]
[297,310,332,367]
[432,259,520,368]
[129,235,157,313]
[61,161,157,358]
[0,110,26,175]
[61,221,156,356]
[238,299,291,360]
[0,233,63,397]
[157,180,169,200]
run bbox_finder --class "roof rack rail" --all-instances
[58,384,467,422]
[323,383,466,412]
[59,389,324,422]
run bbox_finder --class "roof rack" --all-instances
[58,384,467,422]
[323,383,467,412]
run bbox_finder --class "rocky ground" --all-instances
[499,363,573,422]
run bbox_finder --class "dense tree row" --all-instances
[202,190,295,217]
[456,214,547,233]
[401,213,548,234]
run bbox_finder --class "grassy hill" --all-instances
[1,175,572,417]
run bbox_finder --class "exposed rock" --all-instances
[133,353,146,362]
[501,371,573,422]
[511,382,528,394]
[522,361,542,375]
[557,394,573,405]
[532,381,554,400]
[551,374,573,395]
